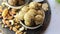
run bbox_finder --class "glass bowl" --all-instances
[4,0,30,9]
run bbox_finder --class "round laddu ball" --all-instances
[29,2,38,9]
[34,15,43,25]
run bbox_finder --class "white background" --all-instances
[44,0,60,34]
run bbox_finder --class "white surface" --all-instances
[44,0,60,34]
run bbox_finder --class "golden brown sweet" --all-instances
[21,6,29,12]
[19,6,29,20]
[37,10,44,16]
[29,2,38,9]
[24,9,37,26]
[34,15,43,25]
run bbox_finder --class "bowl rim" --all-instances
[4,0,30,9]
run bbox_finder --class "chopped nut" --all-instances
[10,26,13,30]
[19,27,24,31]
[5,20,10,25]
[3,20,11,27]
[16,31,23,34]
[9,11,16,16]
[11,11,16,15]
[9,20,14,25]
[7,14,13,20]
[2,8,8,17]
[13,27,17,32]
[14,23,18,26]
[15,25,20,29]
